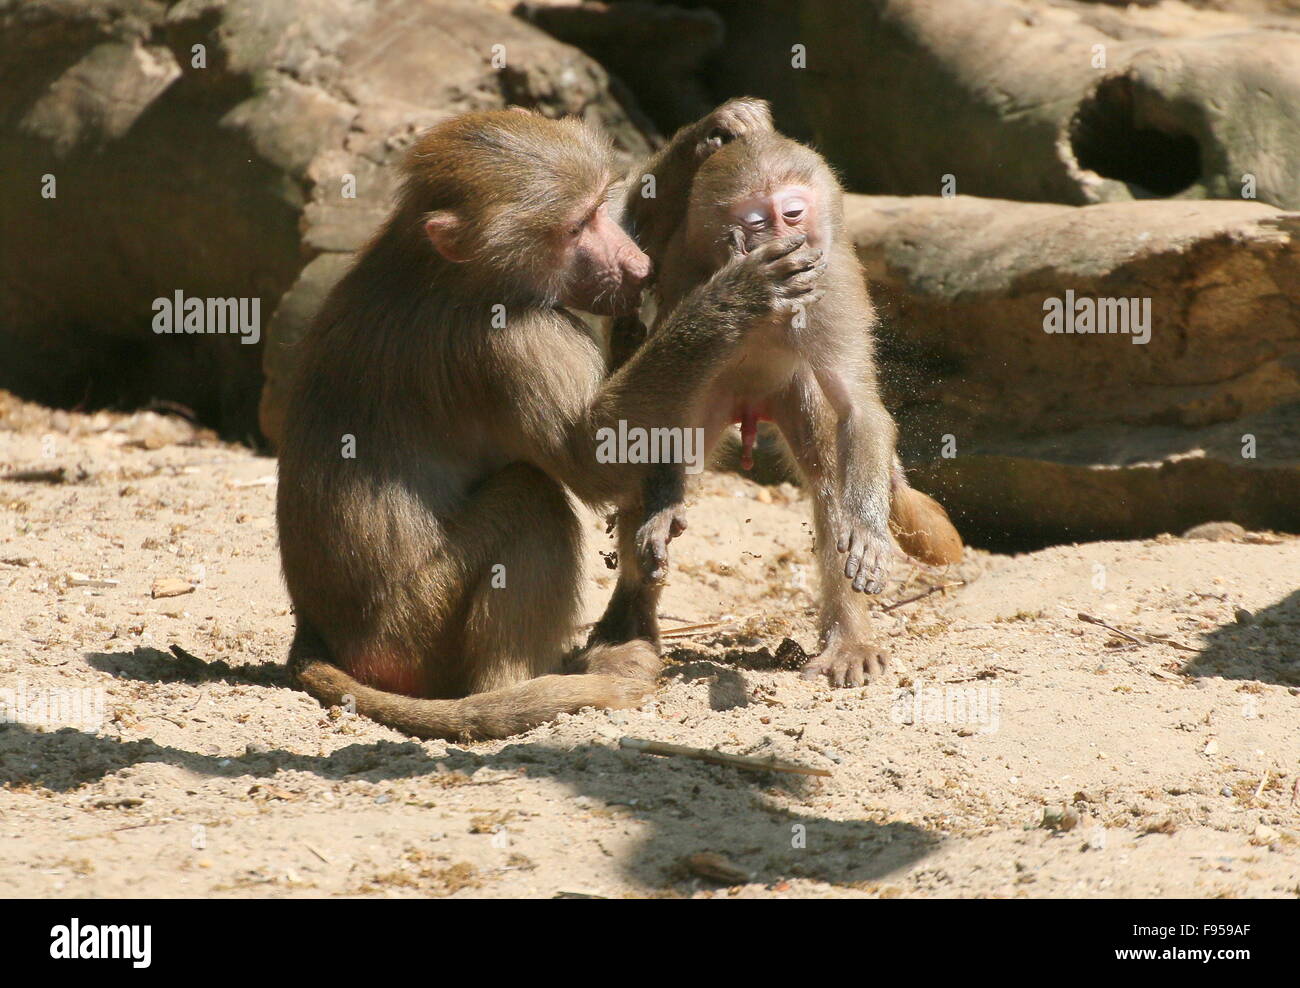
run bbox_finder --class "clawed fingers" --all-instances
[749,233,807,264]
[800,645,889,688]
[838,527,889,594]
[776,261,827,299]
[706,98,774,146]
[771,246,823,277]
[727,228,747,259]
[636,509,687,585]
[637,535,669,584]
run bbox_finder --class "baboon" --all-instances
[276,107,825,739]
[591,116,962,688]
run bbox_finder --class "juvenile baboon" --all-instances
[276,107,825,739]
[591,118,962,688]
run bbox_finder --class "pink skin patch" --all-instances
[348,649,426,698]
[732,185,818,253]
[733,402,772,471]
[721,182,816,471]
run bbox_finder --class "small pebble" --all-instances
[1041,806,1079,831]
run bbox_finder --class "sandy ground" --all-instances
[1,393,1297,898]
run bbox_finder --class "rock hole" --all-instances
[1069,75,1201,197]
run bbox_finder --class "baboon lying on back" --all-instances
[591,102,963,687]
[276,105,825,739]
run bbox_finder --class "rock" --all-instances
[681,851,753,884]
[798,0,1300,210]
[23,41,182,154]
[1041,805,1080,831]
[0,0,652,444]
[150,577,194,599]
[258,253,356,448]
[844,194,1300,546]
[1183,522,1248,542]
[1252,823,1280,844]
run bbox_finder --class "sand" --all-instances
[1,395,1297,898]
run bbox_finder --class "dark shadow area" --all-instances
[516,0,813,143]
[661,641,810,714]
[1070,75,1201,197]
[1184,588,1300,687]
[0,10,300,446]
[662,660,752,711]
[0,715,937,891]
[669,638,807,673]
[513,0,722,136]
[0,643,941,890]
[86,646,291,689]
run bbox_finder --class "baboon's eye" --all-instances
[742,209,767,228]
[569,204,601,239]
[782,199,807,222]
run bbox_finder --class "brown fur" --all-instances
[277,108,825,739]
[593,108,962,687]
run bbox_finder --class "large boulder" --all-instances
[0,0,651,444]
[796,0,1300,210]
[845,194,1300,546]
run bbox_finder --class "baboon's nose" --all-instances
[623,248,652,286]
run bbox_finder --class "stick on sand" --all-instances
[619,737,831,777]
[881,581,966,613]
[1077,612,1198,652]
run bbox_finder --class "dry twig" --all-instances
[882,581,966,613]
[1077,612,1198,653]
[619,736,830,777]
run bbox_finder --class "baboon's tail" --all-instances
[288,627,651,741]
[889,461,964,566]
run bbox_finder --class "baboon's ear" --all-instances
[424,211,468,262]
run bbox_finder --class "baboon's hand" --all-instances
[696,97,773,158]
[837,516,891,594]
[715,233,826,326]
[636,504,688,585]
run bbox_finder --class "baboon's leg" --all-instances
[586,487,665,651]
[294,462,653,740]
[452,462,661,689]
[770,379,890,687]
[586,401,732,652]
[454,463,588,691]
